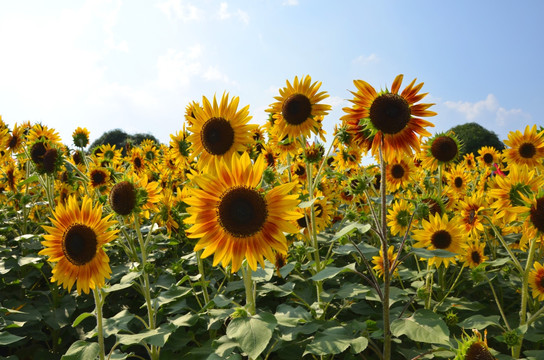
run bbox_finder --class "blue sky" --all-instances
[0,0,542,149]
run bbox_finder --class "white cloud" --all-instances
[441,94,533,139]
[203,66,231,83]
[236,9,250,24]
[157,0,201,21]
[353,53,379,65]
[156,48,203,90]
[218,2,230,20]
[283,0,299,5]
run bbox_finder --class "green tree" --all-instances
[448,122,505,157]
[89,129,160,155]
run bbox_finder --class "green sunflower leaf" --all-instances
[60,340,99,360]
[226,312,277,359]
[391,309,451,345]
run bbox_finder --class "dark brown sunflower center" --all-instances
[314,203,324,217]
[423,198,442,217]
[282,93,312,126]
[431,229,452,249]
[454,176,463,188]
[540,273,544,289]
[391,164,405,179]
[8,135,19,150]
[467,209,477,225]
[43,148,59,173]
[218,186,268,237]
[369,93,411,134]
[530,197,544,233]
[109,181,136,216]
[91,170,107,187]
[265,153,276,167]
[201,117,234,155]
[134,156,143,169]
[519,142,536,159]
[62,224,98,266]
[294,165,306,176]
[30,142,47,165]
[431,136,458,162]
[465,342,494,360]
[73,151,83,165]
[471,250,481,265]
[297,215,308,228]
[483,153,494,164]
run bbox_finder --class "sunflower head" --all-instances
[72,127,90,148]
[455,330,495,360]
[421,131,462,170]
[267,75,331,141]
[39,196,118,294]
[109,180,137,216]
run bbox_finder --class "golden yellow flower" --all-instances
[529,262,544,302]
[412,213,465,268]
[188,93,256,172]
[503,125,544,169]
[387,199,414,237]
[267,75,331,140]
[39,196,118,294]
[462,241,488,269]
[372,245,399,279]
[341,74,436,162]
[184,152,301,272]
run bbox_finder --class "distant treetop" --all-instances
[448,122,505,157]
[89,129,159,155]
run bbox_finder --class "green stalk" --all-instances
[378,140,391,360]
[241,263,256,315]
[134,215,159,360]
[197,250,210,305]
[513,233,539,358]
[93,288,106,360]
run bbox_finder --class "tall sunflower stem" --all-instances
[197,250,210,305]
[378,140,391,360]
[241,263,256,316]
[485,274,511,331]
[134,215,159,360]
[513,233,539,358]
[311,135,336,193]
[93,288,106,360]
[433,264,465,312]
[484,216,523,273]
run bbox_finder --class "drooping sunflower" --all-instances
[169,127,191,164]
[341,74,436,162]
[503,125,544,169]
[412,213,465,268]
[188,93,256,172]
[529,261,544,302]
[39,196,118,294]
[184,152,301,272]
[267,75,331,141]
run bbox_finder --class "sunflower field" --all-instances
[1,74,544,360]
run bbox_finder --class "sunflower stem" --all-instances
[134,214,159,360]
[241,263,256,316]
[93,288,106,360]
[484,216,523,273]
[485,273,511,331]
[197,250,210,305]
[513,231,539,358]
[378,139,391,360]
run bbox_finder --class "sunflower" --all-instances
[341,74,436,162]
[488,164,543,223]
[5,123,26,155]
[529,261,544,302]
[184,152,301,272]
[456,193,487,237]
[184,100,201,126]
[412,213,465,268]
[445,163,469,197]
[266,75,331,141]
[109,174,160,218]
[462,241,488,269]
[169,127,191,164]
[88,165,111,191]
[72,127,90,148]
[188,93,256,172]
[39,196,118,294]
[385,156,414,191]
[93,144,122,169]
[454,330,495,360]
[503,125,544,169]
[129,147,146,174]
[333,144,362,170]
[462,153,477,171]
[387,199,414,237]
[372,245,399,279]
[477,146,501,168]
[27,124,62,146]
[421,131,462,172]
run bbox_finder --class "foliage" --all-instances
[448,122,505,156]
